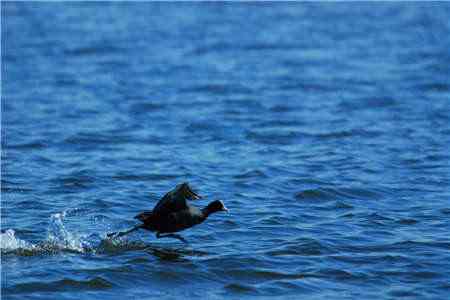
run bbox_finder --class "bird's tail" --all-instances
[107,225,142,238]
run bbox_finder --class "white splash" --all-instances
[1,209,97,254]
[1,209,129,255]
[0,229,36,251]
[47,210,92,253]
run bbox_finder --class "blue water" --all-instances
[2,2,450,299]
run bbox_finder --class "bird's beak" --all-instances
[222,206,229,213]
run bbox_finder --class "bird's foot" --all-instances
[107,232,118,238]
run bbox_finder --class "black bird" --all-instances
[107,183,228,242]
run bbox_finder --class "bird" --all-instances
[107,183,228,242]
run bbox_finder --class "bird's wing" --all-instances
[152,183,202,216]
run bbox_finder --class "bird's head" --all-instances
[205,200,229,215]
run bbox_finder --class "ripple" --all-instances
[7,277,113,294]
[233,169,268,180]
[266,239,334,257]
[269,105,294,113]
[1,186,34,193]
[224,283,258,294]
[334,201,354,209]
[6,141,47,150]
[242,42,300,51]
[295,188,339,201]
[224,269,305,282]
[388,289,421,298]
[63,132,133,147]
[338,240,450,254]
[314,129,382,139]
[280,81,337,93]
[295,187,382,201]
[339,96,397,110]
[50,171,96,190]
[397,218,419,225]
[257,119,304,128]
[128,102,166,114]
[179,83,252,95]
[330,253,410,265]
[246,130,301,145]
[257,216,292,226]
[14,199,45,209]
[184,121,231,141]
[418,82,450,93]
[65,44,121,57]
[112,173,179,182]
[314,268,368,282]
[374,270,442,281]
[439,208,450,215]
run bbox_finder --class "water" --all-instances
[2,2,450,299]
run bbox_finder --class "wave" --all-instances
[0,210,136,256]
[5,277,113,294]
[295,186,382,201]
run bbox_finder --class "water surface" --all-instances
[2,3,450,299]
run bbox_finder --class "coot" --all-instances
[108,183,228,242]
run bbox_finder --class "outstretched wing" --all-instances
[152,182,202,216]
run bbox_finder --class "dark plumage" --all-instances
[107,183,228,242]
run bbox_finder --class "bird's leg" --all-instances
[107,225,142,239]
[156,232,187,243]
